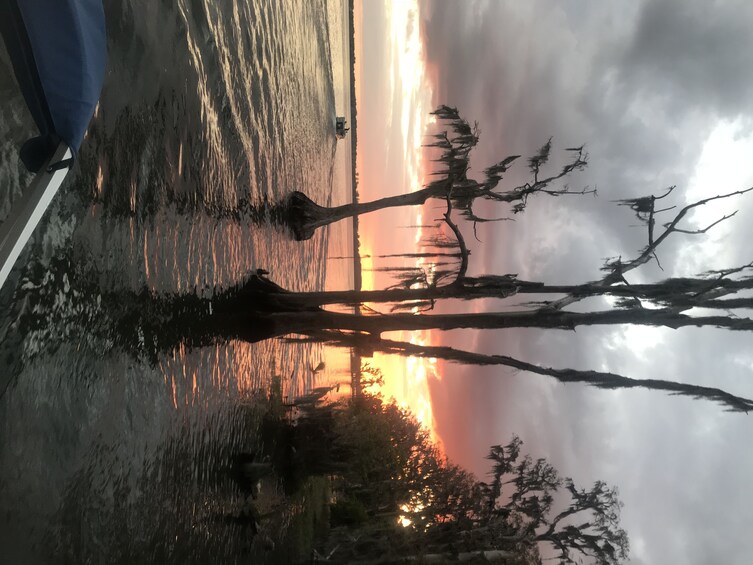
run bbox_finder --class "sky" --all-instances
[353,0,439,428]
[354,1,753,563]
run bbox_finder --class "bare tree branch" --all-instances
[544,186,753,312]
[669,211,738,234]
[442,194,470,283]
[314,333,753,413]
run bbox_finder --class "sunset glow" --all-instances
[355,0,440,439]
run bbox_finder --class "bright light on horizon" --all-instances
[386,0,439,441]
[357,0,441,443]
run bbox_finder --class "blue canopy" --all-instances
[1,0,106,171]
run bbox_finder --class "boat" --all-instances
[336,116,349,139]
[0,0,107,291]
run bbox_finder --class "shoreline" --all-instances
[347,0,362,294]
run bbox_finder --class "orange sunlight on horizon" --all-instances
[355,1,442,444]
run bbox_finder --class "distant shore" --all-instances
[347,0,362,293]
[347,0,362,393]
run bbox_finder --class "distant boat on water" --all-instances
[335,116,349,139]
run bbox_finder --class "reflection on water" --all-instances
[0,0,354,562]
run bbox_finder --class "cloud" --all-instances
[419,1,753,563]
[620,0,753,121]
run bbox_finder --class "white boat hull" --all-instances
[0,142,72,291]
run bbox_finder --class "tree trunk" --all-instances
[239,308,753,339]
[287,188,438,240]
[240,276,753,309]
[363,549,516,563]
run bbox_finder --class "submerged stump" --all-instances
[286,191,330,241]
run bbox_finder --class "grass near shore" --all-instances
[244,377,331,563]
[270,476,331,564]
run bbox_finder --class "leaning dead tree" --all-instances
[287,105,591,240]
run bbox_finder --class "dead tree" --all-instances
[287,110,591,240]
[73,108,753,415]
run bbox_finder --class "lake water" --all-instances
[0,0,354,562]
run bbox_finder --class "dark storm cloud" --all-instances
[419,2,753,563]
[418,0,753,246]
[622,0,753,120]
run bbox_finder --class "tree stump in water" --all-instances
[286,191,329,241]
